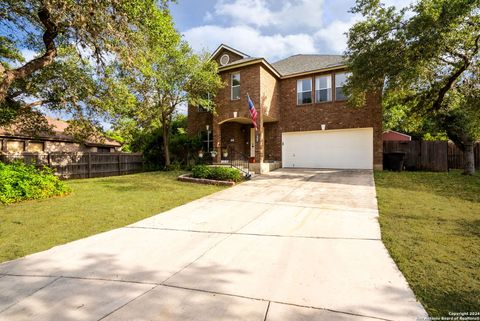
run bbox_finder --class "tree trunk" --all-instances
[0,6,58,104]
[162,123,171,167]
[463,142,475,175]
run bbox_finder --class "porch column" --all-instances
[212,119,221,163]
[256,106,265,163]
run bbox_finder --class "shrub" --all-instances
[0,162,71,205]
[192,164,212,179]
[191,165,243,182]
[164,161,182,171]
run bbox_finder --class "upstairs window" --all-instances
[335,72,350,101]
[297,78,312,105]
[231,73,240,100]
[315,75,332,103]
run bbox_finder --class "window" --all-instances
[315,75,332,103]
[220,54,230,66]
[297,78,312,105]
[200,131,213,153]
[335,72,350,100]
[6,140,25,152]
[231,73,240,100]
[28,142,44,153]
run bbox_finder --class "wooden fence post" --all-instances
[118,154,121,175]
[87,152,92,178]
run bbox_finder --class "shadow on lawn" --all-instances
[455,219,480,238]
[415,284,480,317]
[375,170,480,204]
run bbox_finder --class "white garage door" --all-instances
[282,128,373,169]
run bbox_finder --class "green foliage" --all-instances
[346,0,480,173]
[192,165,243,183]
[104,31,223,166]
[164,161,182,171]
[124,115,201,170]
[191,165,212,179]
[1,0,178,139]
[0,162,70,204]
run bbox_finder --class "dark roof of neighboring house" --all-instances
[271,54,346,76]
[0,116,121,147]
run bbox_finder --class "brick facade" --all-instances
[188,47,383,169]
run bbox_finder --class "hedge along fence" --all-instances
[0,152,143,179]
[383,141,480,172]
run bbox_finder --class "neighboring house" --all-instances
[383,130,412,141]
[0,117,121,154]
[188,44,383,172]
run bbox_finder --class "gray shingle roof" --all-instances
[271,54,345,76]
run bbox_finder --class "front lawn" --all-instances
[0,171,225,263]
[375,170,480,317]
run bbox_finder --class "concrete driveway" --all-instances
[0,169,427,321]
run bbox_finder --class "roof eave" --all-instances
[218,58,282,78]
[279,64,348,79]
[210,44,250,61]
[219,60,347,79]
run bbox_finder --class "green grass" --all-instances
[0,171,225,263]
[374,170,480,317]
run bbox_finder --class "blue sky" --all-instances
[169,0,413,62]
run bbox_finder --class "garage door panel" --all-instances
[282,128,373,169]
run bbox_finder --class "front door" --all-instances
[250,128,256,158]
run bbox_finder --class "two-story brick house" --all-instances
[188,44,383,173]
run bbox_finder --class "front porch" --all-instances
[211,117,281,174]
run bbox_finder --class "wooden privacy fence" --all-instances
[383,141,480,172]
[448,143,480,170]
[0,152,144,179]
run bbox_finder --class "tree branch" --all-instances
[25,100,49,108]
[0,5,59,103]
[431,33,480,110]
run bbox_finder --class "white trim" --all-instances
[231,73,240,100]
[280,65,347,79]
[315,75,332,103]
[218,58,282,79]
[211,44,249,60]
[250,128,256,158]
[297,78,313,105]
[220,54,230,66]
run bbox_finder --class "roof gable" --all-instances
[210,44,250,61]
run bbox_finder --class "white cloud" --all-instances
[314,16,359,54]
[213,0,275,27]
[203,11,214,22]
[208,0,325,30]
[182,25,316,61]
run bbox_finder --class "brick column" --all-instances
[212,119,221,163]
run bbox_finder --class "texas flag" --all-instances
[247,94,258,130]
